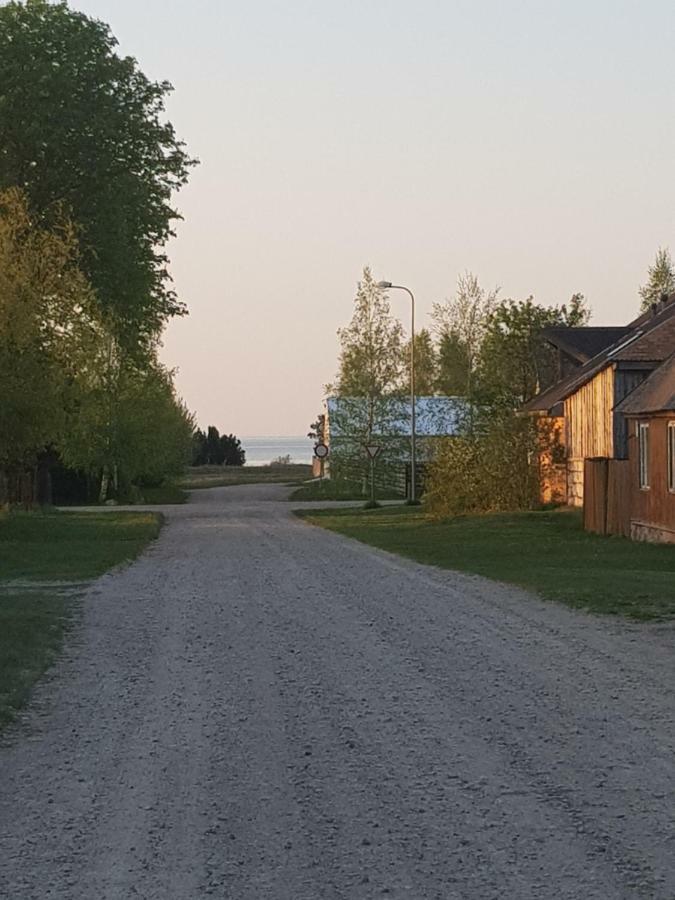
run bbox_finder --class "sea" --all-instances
[240,435,314,467]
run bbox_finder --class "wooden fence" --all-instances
[583,457,631,537]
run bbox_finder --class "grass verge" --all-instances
[0,509,161,727]
[181,464,312,490]
[296,505,675,621]
[289,479,403,502]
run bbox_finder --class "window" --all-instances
[638,422,650,489]
[668,422,675,493]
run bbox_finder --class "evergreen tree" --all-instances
[220,434,246,466]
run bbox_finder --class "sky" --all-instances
[72,0,675,436]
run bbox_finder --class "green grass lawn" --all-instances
[289,479,403,502]
[297,505,675,621]
[0,509,161,726]
[180,464,311,490]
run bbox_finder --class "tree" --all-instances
[191,429,208,466]
[436,331,471,396]
[205,426,224,465]
[402,328,438,395]
[432,272,499,395]
[0,187,97,495]
[337,267,404,403]
[308,414,326,444]
[477,294,590,405]
[220,434,245,466]
[0,0,196,349]
[62,350,194,500]
[426,292,590,516]
[639,248,675,312]
[330,267,406,487]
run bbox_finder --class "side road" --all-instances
[0,483,673,899]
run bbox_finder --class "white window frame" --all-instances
[638,421,650,490]
[668,421,675,493]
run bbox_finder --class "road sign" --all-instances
[314,442,329,459]
[364,444,381,460]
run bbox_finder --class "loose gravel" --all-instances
[0,484,674,899]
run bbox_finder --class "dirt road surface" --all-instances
[1,484,674,899]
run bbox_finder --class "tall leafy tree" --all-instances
[337,266,404,402]
[402,328,438,395]
[477,294,590,404]
[639,247,675,312]
[0,188,96,480]
[432,272,499,395]
[436,331,471,396]
[0,0,196,348]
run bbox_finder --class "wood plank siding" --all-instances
[565,366,615,460]
[564,367,614,505]
[629,415,675,542]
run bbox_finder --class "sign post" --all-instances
[313,442,329,487]
[363,444,382,506]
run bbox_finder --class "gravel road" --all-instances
[1,484,674,899]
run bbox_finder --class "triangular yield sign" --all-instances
[364,444,381,460]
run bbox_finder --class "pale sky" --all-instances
[73,0,675,435]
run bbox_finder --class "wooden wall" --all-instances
[628,415,675,541]
[564,367,614,505]
[565,366,615,460]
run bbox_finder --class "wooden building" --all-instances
[616,353,675,543]
[523,297,675,506]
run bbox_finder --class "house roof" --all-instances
[326,396,464,437]
[615,352,675,416]
[542,326,630,363]
[523,297,675,414]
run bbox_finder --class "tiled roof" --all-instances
[615,353,675,415]
[543,326,630,363]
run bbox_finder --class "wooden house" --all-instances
[523,297,675,506]
[615,353,675,543]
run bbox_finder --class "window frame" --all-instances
[638,421,650,490]
[668,421,675,493]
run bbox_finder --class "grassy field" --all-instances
[0,509,161,726]
[180,464,312,490]
[297,505,675,621]
[289,479,403,502]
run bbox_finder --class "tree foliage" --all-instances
[638,247,675,313]
[432,272,499,395]
[0,0,196,348]
[477,293,590,404]
[191,427,246,466]
[336,267,404,402]
[0,188,96,471]
[402,328,437,395]
[426,290,590,516]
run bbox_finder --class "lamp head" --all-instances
[377,280,393,289]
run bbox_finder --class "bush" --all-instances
[426,411,540,518]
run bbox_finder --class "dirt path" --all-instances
[1,484,674,899]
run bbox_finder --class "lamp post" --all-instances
[377,281,418,504]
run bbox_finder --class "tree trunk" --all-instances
[99,467,110,503]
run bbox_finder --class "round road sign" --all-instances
[314,442,329,459]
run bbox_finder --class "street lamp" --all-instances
[377,281,418,504]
